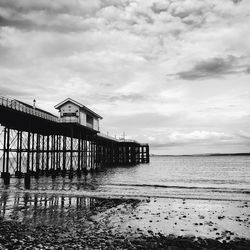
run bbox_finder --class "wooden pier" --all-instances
[0,97,149,187]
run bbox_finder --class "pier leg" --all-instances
[51,135,56,178]
[19,131,23,175]
[25,131,31,189]
[77,136,81,177]
[2,128,10,184]
[31,133,35,175]
[24,172,31,189]
[35,133,40,178]
[18,131,23,177]
[46,135,50,176]
[80,135,84,173]
[83,139,88,174]
[1,127,6,178]
[95,142,99,170]
[41,135,45,175]
[90,140,94,172]
[62,135,66,177]
[15,130,20,177]
[146,145,150,163]
[69,128,74,179]
[57,135,61,173]
[15,131,22,178]
[5,127,10,179]
[26,131,31,171]
[3,172,10,185]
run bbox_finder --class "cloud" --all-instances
[169,0,211,19]
[148,130,250,148]
[108,94,146,102]
[237,130,250,139]
[175,56,247,80]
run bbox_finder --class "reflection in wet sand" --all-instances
[0,191,96,226]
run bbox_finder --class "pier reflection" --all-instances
[0,191,96,226]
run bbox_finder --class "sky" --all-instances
[0,0,250,155]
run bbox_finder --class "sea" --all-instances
[1,155,250,202]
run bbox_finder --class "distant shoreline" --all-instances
[151,153,250,157]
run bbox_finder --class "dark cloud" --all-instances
[0,0,88,15]
[0,0,102,32]
[0,15,34,30]
[175,56,244,80]
[0,13,94,33]
[232,0,242,4]
[151,2,169,14]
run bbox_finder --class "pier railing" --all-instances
[0,96,58,122]
[58,116,79,123]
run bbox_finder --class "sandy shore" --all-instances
[0,195,250,249]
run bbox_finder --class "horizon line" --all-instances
[151,153,250,157]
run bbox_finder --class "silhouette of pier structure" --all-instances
[0,97,149,187]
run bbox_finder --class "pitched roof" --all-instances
[54,98,103,119]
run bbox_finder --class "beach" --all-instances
[0,192,250,249]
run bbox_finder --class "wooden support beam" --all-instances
[46,135,50,175]
[1,127,6,175]
[35,133,40,176]
[41,135,45,173]
[77,135,81,176]
[27,131,31,173]
[16,130,20,175]
[80,135,84,172]
[62,135,66,176]
[19,131,23,174]
[31,133,35,173]
[57,136,61,171]
[69,127,74,178]
[6,127,10,174]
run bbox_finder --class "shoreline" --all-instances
[2,187,250,203]
[1,195,250,249]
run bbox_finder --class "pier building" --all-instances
[55,98,102,131]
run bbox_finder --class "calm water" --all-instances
[1,155,250,201]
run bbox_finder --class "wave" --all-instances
[5,189,250,202]
[105,183,250,194]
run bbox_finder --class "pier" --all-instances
[0,96,149,187]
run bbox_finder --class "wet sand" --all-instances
[0,192,250,249]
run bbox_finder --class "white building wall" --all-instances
[80,111,86,126]
[93,118,99,131]
[59,103,79,117]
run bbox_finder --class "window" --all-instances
[86,114,93,125]
[63,112,76,117]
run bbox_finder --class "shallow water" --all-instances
[1,155,250,201]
